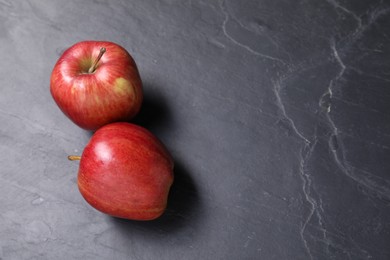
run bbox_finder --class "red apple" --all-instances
[50,41,143,130]
[69,122,174,220]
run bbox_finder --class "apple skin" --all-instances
[77,122,174,221]
[50,41,143,131]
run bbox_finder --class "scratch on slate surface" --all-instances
[218,0,287,64]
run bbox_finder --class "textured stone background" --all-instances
[0,0,389,259]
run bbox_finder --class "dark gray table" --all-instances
[1,0,389,259]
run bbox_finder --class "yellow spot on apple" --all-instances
[94,95,101,104]
[114,78,133,95]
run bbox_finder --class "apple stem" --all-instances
[68,155,81,161]
[88,47,106,73]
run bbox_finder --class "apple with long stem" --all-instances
[68,122,174,221]
[50,41,143,130]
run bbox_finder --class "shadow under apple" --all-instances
[107,83,203,235]
[110,160,202,235]
[132,83,171,132]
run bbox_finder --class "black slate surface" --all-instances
[1,0,390,259]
